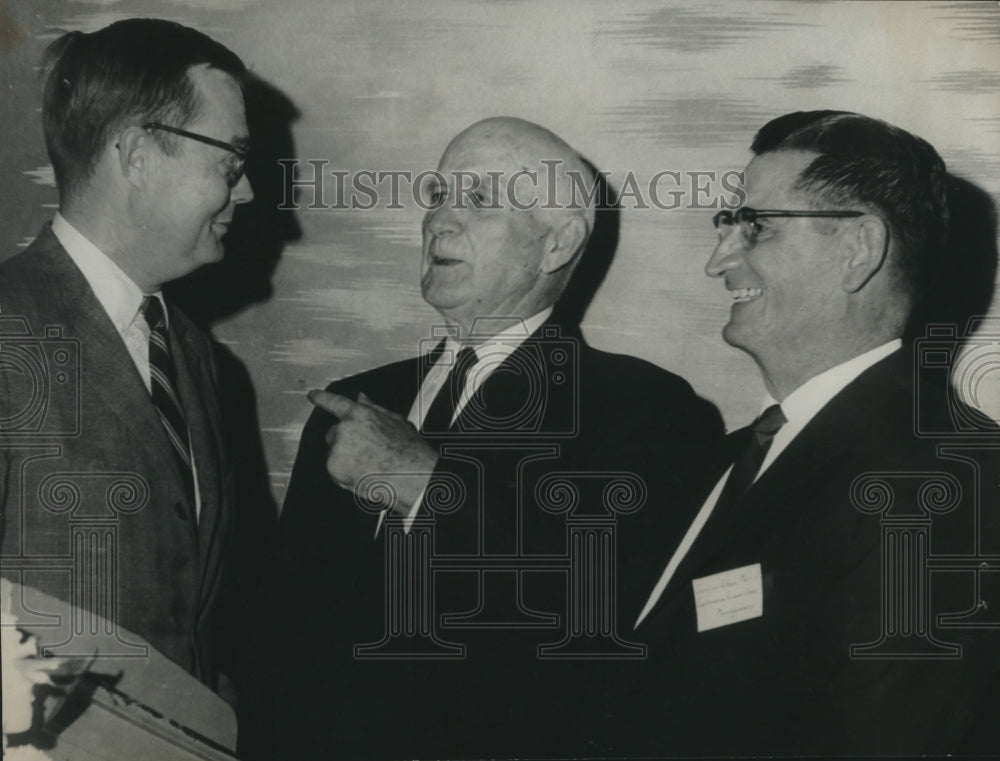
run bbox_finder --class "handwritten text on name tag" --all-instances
[692,563,763,632]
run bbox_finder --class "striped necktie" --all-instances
[142,296,195,503]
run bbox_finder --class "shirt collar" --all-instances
[439,307,553,362]
[761,339,902,427]
[52,213,163,333]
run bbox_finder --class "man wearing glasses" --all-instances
[594,111,1000,756]
[0,19,252,691]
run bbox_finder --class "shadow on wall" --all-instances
[554,160,620,326]
[166,72,302,710]
[906,173,998,347]
[919,177,1000,754]
[169,72,302,324]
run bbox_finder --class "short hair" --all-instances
[751,110,948,302]
[42,18,247,199]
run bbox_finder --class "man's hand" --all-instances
[307,390,438,513]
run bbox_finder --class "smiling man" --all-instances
[270,116,723,760]
[708,146,905,400]
[605,111,1000,756]
[0,19,252,690]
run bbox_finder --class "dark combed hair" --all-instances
[42,18,247,200]
[751,110,948,302]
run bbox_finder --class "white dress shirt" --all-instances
[407,308,554,432]
[376,308,554,535]
[634,339,902,628]
[53,213,154,389]
[52,213,202,519]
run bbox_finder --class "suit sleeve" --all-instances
[244,383,357,760]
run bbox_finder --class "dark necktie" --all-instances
[142,296,195,502]
[420,346,477,433]
[718,403,787,507]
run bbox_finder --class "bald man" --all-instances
[265,118,723,760]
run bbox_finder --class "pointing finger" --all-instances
[308,390,357,418]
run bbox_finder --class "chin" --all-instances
[721,321,751,351]
[197,239,226,266]
[421,283,464,312]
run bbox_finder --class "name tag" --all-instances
[692,563,763,632]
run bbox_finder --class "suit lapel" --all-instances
[438,322,574,557]
[32,231,184,483]
[417,339,447,401]
[741,350,910,516]
[654,352,909,611]
[372,350,436,416]
[657,429,750,599]
[452,320,575,434]
[169,313,225,598]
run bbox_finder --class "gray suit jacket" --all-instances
[0,224,234,686]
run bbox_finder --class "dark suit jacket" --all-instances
[266,318,724,760]
[596,348,1000,757]
[0,225,234,687]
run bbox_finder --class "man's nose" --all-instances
[424,202,460,236]
[231,172,254,205]
[705,227,744,278]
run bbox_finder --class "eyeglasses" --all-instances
[143,122,248,187]
[143,122,248,160]
[713,207,864,249]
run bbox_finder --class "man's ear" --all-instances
[842,215,889,293]
[115,126,154,189]
[542,214,589,275]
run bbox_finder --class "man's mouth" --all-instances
[730,287,763,303]
[431,254,462,266]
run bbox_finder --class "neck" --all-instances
[756,332,899,401]
[61,198,160,293]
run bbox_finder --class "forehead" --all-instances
[184,64,248,139]
[437,127,537,175]
[743,150,819,206]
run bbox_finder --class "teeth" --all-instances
[730,288,763,303]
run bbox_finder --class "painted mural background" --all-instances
[1,0,998,505]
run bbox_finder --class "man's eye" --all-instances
[427,187,447,206]
[470,191,486,209]
[223,161,245,188]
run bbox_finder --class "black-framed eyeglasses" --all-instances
[713,207,865,249]
[143,121,249,189]
[143,122,248,160]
